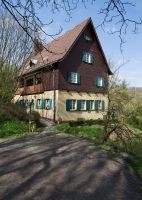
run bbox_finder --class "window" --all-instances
[26,78,34,86]
[30,59,38,67]
[95,100,105,111]
[67,72,80,84]
[37,99,41,109]
[98,100,102,110]
[66,100,76,111]
[70,100,76,110]
[82,52,94,64]
[80,100,86,110]
[45,99,52,110]
[90,100,94,110]
[35,77,41,84]
[96,77,106,87]
[84,34,92,41]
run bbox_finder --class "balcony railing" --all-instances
[15,84,44,95]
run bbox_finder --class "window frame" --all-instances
[80,100,86,111]
[90,100,94,110]
[70,100,77,111]
[45,99,52,110]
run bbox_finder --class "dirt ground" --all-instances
[0,130,142,200]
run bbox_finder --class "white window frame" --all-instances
[90,100,94,110]
[86,53,93,64]
[80,100,86,110]
[45,99,50,109]
[37,99,41,106]
[98,77,103,87]
[98,100,102,110]
[71,73,78,84]
[70,100,76,111]
[84,34,92,41]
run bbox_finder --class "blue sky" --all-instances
[37,1,142,87]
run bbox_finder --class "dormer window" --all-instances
[82,52,94,64]
[84,34,92,41]
[30,59,38,67]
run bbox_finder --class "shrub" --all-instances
[31,111,40,125]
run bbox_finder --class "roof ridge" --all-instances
[45,17,91,47]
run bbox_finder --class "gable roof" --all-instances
[19,18,112,76]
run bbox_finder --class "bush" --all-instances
[68,118,105,127]
[0,101,29,123]
[31,111,40,125]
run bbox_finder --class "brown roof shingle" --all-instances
[19,17,112,76]
[19,18,91,75]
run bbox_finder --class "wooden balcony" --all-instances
[15,84,44,95]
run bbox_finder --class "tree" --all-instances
[103,61,134,143]
[0,10,33,101]
[0,0,142,50]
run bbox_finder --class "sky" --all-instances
[37,0,142,87]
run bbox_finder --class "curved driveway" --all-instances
[0,132,142,200]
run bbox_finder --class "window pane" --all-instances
[81,100,86,110]
[90,100,94,110]
[71,73,77,83]
[70,100,76,110]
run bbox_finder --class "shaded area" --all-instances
[0,133,142,200]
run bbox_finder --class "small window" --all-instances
[80,100,86,110]
[95,100,105,111]
[96,77,105,87]
[70,100,76,111]
[98,100,102,110]
[71,73,78,83]
[66,99,76,111]
[67,72,80,84]
[84,34,92,41]
[37,99,41,108]
[45,99,52,110]
[82,52,94,64]
[35,77,42,84]
[26,78,34,86]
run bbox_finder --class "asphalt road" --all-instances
[0,132,142,200]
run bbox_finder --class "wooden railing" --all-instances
[15,84,44,95]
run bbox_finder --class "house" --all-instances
[14,17,112,122]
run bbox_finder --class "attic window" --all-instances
[30,59,38,67]
[84,34,92,41]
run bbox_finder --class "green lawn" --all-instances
[56,122,142,177]
[0,120,29,138]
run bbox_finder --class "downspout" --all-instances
[53,69,56,122]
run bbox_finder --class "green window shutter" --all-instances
[23,100,26,108]
[66,100,71,111]
[96,77,99,87]
[102,100,105,111]
[77,100,81,111]
[36,100,39,109]
[77,73,80,84]
[102,78,105,87]
[82,52,86,62]
[91,54,94,63]
[67,72,71,83]
[41,99,45,109]
[49,99,52,109]
[95,100,98,111]
[86,100,90,110]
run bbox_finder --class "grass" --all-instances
[0,120,29,138]
[56,122,142,177]
[56,123,104,141]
